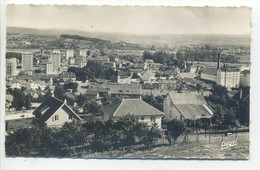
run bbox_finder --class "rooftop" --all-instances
[201,68,217,76]
[113,99,164,117]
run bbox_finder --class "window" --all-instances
[150,116,156,123]
[141,117,145,120]
[55,115,59,121]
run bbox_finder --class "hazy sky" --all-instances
[7,5,251,35]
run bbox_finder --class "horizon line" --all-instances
[7,26,251,36]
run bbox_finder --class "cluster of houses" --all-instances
[6,48,250,131]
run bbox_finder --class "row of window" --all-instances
[139,116,156,123]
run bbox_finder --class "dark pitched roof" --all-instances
[101,102,122,121]
[33,96,81,123]
[113,99,164,117]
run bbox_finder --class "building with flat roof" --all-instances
[6,58,17,76]
[22,53,33,70]
[46,60,53,74]
[51,53,61,72]
[75,57,87,68]
[79,49,87,57]
[66,49,74,61]
[216,66,240,89]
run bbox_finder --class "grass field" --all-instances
[84,132,249,159]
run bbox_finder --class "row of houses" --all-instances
[30,90,214,129]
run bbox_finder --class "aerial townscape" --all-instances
[4,7,250,159]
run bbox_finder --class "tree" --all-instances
[54,85,65,100]
[64,82,78,92]
[141,124,162,148]
[165,120,186,145]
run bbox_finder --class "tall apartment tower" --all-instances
[79,49,87,57]
[46,60,53,74]
[6,58,17,76]
[66,49,74,61]
[53,49,61,54]
[51,53,61,72]
[22,53,33,70]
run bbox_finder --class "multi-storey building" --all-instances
[51,53,61,72]
[79,49,87,57]
[46,60,53,74]
[66,49,74,61]
[75,57,87,68]
[53,49,61,54]
[22,53,33,70]
[6,58,17,76]
[216,65,240,89]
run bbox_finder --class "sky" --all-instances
[7,5,251,35]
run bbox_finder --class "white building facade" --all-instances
[216,69,240,89]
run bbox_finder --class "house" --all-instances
[104,83,142,99]
[141,71,155,83]
[85,90,100,100]
[102,99,164,128]
[33,96,81,127]
[163,91,214,125]
[6,94,14,109]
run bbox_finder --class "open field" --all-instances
[83,132,249,159]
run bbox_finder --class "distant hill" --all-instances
[7,27,251,46]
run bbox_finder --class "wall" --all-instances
[137,116,162,128]
[201,73,217,82]
[163,95,181,121]
[45,106,72,127]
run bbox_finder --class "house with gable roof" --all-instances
[102,99,164,128]
[33,96,81,127]
[163,91,214,124]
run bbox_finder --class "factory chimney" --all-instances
[217,52,221,70]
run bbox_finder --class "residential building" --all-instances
[66,49,74,61]
[22,53,33,70]
[46,60,53,74]
[33,96,81,127]
[53,49,61,54]
[102,99,164,128]
[75,57,87,68]
[69,57,75,65]
[6,58,17,76]
[79,49,87,57]
[104,83,142,99]
[140,71,155,83]
[51,53,61,72]
[163,91,214,124]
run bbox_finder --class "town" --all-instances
[5,31,250,159]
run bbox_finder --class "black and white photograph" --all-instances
[4,5,251,160]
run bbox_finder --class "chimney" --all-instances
[217,52,221,70]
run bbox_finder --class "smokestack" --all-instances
[217,52,221,70]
